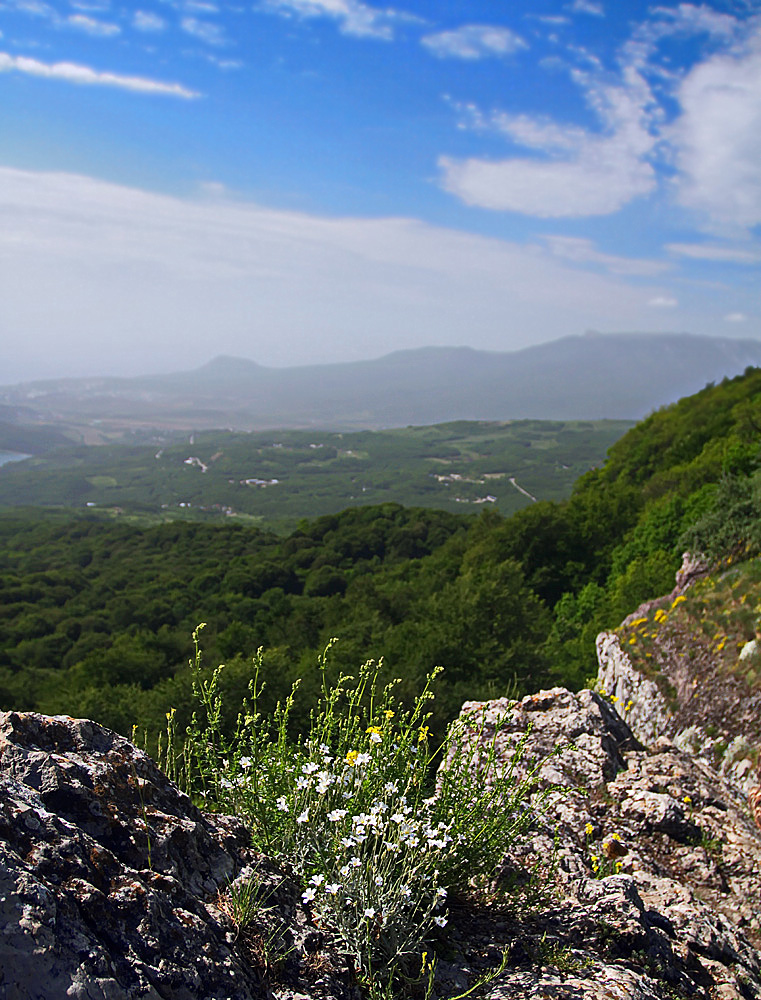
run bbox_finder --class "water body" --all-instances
[0,451,31,467]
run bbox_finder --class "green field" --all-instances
[0,419,631,529]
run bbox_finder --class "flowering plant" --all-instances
[176,628,552,992]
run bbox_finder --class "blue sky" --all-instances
[1,0,760,381]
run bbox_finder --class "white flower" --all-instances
[328,809,348,822]
[349,856,361,868]
[401,885,412,897]
[340,865,350,877]
[434,915,447,927]
[310,873,325,886]
[238,756,252,769]
[391,813,404,824]
[355,752,371,766]
[340,836,355,849]
[364,907,376,919]
[302,888,316,904]
[326,883,341,894]
[297,809,309,824]
[384,781,398,793]
[296,776,309,790]
[374,874,383,886]
[436,887,447,899]
[276,797,288,812]
[302,762,319,774]
[220,777,233,789]
[369,732,382,744]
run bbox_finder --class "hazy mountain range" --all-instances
[3,332,761,435]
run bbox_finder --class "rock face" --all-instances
[453,688,761,1000]
[595,553,761,797]
[3,694,761,1000]
[0,711,341,1000]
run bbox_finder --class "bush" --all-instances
[168,628,557,996]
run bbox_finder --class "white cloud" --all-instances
[0,167,716,382]
[543,236,670,276]
[261,0,399,40]
[568,0,604,16]
[440,68,657,217]
[667,242,761,264]
[7,0,56,17]
[670,23,761,234]
[422,25,527,61]
[133,11,166,32]
[67,13,120,35]
[725,312,748,322]
[181,16,226,44]
[648,295,678,307]
[0,51,200,97]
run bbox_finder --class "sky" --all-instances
[1,0,760,382]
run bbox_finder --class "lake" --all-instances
[0,452,31,468]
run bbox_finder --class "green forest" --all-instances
[3,368,761,745]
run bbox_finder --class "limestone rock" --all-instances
[0,711,347,1000]
[450,688,761,1000]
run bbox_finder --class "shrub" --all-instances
[168,626,557,995]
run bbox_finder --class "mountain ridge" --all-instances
[3,332,761,432]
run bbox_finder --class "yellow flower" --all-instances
[671,595,686,608]
[585,822,594,837]
[683,795,692,806]
[418,726,429,743]
[384,710,395,720]
[345,750,359,765]
[366,726,382,736]
[610,695,618,703]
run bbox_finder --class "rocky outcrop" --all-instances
[3,692,761,1000]
[595,553,761,797]
[451,688,761,1000]
[0,711,346,1000]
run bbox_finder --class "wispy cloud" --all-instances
[649,295,679,307]
[667,242,761,264]
[67,13,120,36]
[439,67,657,217]
[181,16,226,45]
[133,11,166,32]
[725,312,748,322]
[0,51,200,97]
[260,0,401,40]
[0,167,704,381]
[543,236,670,276]
[568,0,604,16]
[422,25,527,61]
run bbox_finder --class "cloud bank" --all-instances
[0,167,751,383]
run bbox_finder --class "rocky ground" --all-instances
[3,682,761,999]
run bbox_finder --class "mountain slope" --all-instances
[3,332,761,433]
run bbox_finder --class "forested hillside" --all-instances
[3,368,761,745]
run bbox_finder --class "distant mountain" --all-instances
[3,332,761,433]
